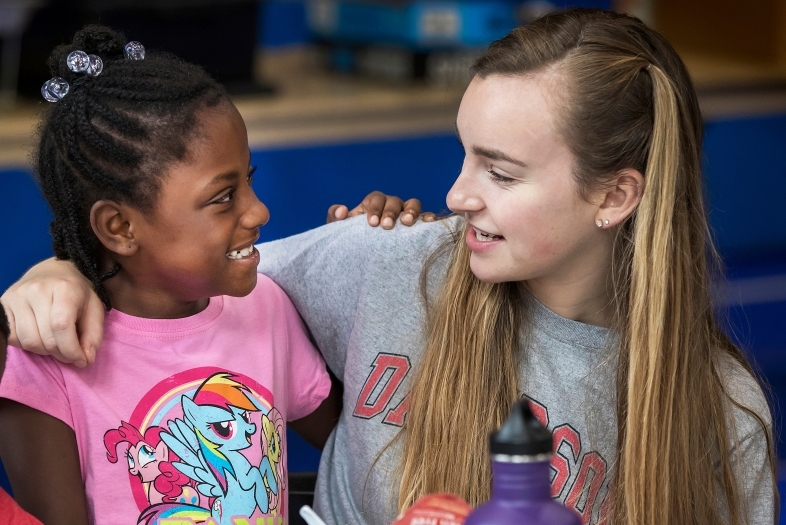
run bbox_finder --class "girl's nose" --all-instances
[243,192,270,229]
[446,169,484,214]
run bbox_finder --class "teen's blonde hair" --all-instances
[398,9,775,525]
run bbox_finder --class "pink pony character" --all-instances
[104,421,199,506]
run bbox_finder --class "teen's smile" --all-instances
[465,224,505,254]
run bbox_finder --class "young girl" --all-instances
[0,25,339,525]
[3,9,777,525]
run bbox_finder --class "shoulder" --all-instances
[716,351,773,440]
[259,215,461,263]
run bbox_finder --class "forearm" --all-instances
[0,400,89,525]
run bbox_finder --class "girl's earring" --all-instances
[604,219,610,226]
[596,220,602,228]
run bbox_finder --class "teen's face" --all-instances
[447,73,601,284]
[132,102,269,301]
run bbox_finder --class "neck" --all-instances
[523,236,614,328]
[100,262,208,319]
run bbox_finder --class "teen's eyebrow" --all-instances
[455,121,527,168]
[472,145,527,168]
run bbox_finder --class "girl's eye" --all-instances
[214,189,235,204]
[487,169,515,184]
[126,452,135,469]
[247,165,257,184]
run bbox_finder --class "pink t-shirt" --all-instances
[0,274,331,525]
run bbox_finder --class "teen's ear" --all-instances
[89,200,139,256]
[595,168,645,228]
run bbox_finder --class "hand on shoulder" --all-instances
[0,258,104,367]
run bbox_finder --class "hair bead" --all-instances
[41,77,70,102]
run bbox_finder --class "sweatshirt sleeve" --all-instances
[729,427,776,525]
[255,216,458,381]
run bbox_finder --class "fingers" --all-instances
[421,212,437,222]
[2,296,45,355]
[336,191,432,228]
[48,282,97,366]
[0,258,103,367]
[358,191,387,226]
[326,204,348,223]
[400,198,423,226]
[379,196,404,229]
[77,293,105,365]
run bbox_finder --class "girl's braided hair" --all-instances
[35,24,228,309]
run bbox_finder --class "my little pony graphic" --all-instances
[104,421,200,506]
[139,373,279,525]
[260,408,286,510]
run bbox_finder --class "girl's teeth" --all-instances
[227,246,255,260]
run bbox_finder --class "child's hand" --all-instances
[327,191,436,230]
[0,258,104,368]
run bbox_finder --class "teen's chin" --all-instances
[468,256,510,284]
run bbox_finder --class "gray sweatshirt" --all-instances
[257,216,775,525]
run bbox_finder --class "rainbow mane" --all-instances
[192,373,259,412]
[137,503,210,525]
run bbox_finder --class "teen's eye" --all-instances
[247,165,257,184]
[487,169,515,185]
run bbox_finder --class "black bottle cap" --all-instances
[489,400,553,456]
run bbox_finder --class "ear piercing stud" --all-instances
[596,220,602,227]
[604,219,609,225]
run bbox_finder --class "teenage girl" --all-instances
[0,25,340,525]
[2,9,777,525]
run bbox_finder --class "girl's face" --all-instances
[447,73,607,287]
[130,102,269,304]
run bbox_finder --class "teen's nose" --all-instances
[446,166,484,214]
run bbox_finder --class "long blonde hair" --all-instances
[398,9,775,525]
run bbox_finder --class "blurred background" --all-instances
[0,0,785,520]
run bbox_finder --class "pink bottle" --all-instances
[464,400,582,525]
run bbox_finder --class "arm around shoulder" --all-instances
[0,258,104,366]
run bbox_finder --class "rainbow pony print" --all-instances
[139,373,279,524]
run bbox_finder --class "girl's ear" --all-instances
[596,168,645,227]
[89,200,139,256]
